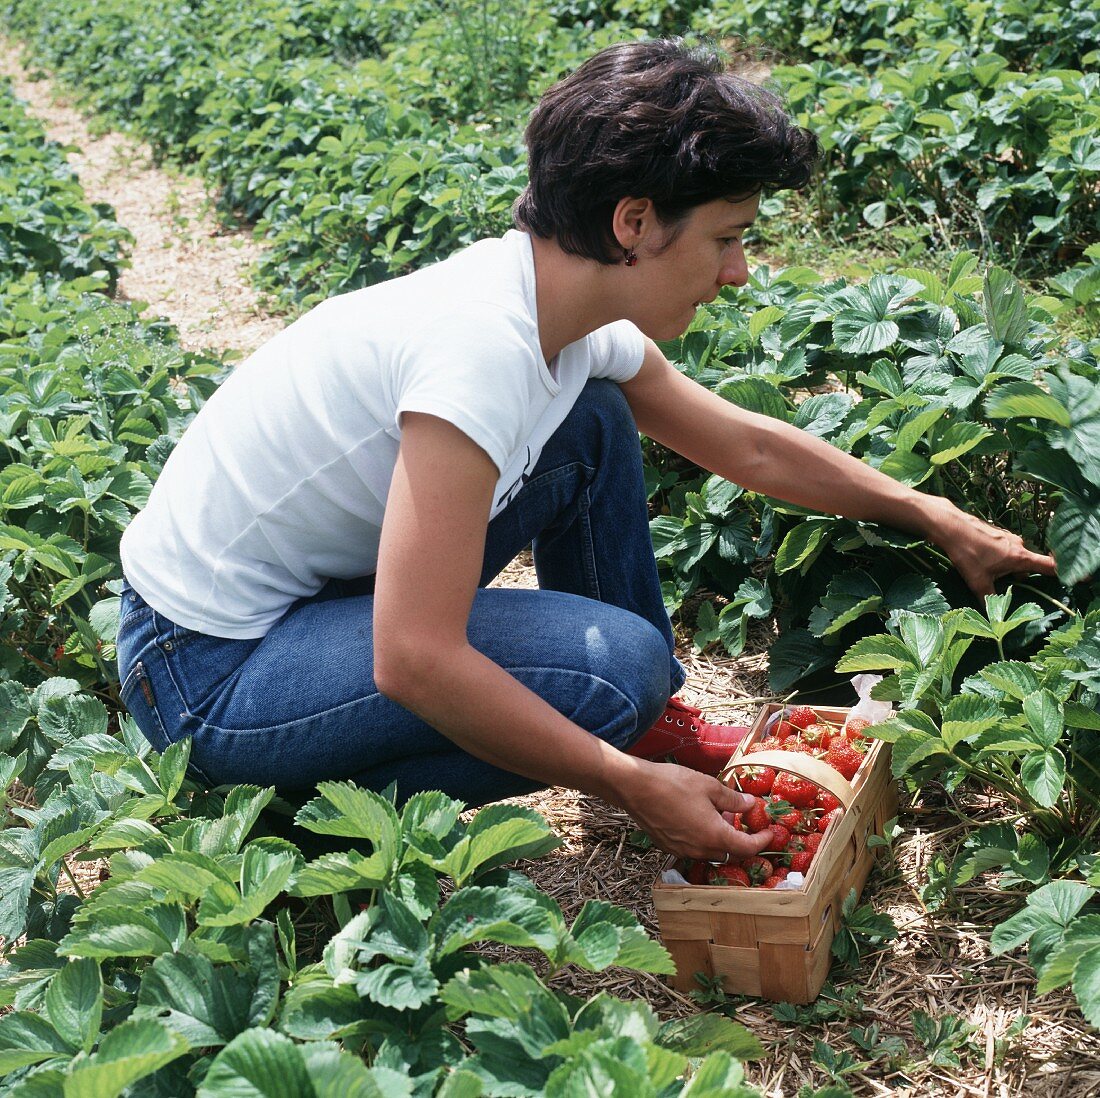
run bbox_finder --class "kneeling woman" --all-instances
[115,39,1054,863]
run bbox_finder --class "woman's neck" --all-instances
[529,234,624,363]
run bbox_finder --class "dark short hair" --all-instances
[513,38,819,263]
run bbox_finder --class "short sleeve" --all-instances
[393,306,542,475]
[586,320,646,383]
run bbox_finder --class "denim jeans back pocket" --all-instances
[119,660,170,754]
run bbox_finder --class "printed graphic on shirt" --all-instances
[496,446,534,511]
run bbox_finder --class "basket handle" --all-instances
[719,749,856,810]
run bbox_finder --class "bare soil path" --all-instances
[3,39,1099,1096]
[0,39,283,357]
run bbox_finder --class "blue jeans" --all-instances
[116,379,686,807]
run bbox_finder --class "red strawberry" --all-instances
[747,736,785,755]
[772,804,804,832]
[745,855,774,883]
[738,765,776,797]
[824,739,864,780]
[772,773,818,809]
[761,868,790,888]
[815,790,842,813]
[743,797,771,833]
[764,824,792,853]
[788,850,814,874]
[803,832,823,853]
[801,722,835,750]
[710,865,751,887]
[686,860,710,885]
[774,719,798,742]
[818,807,843,833]
[783,739,815,755]
[786,705,818,729]
[844,717,872,741]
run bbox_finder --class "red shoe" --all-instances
[626,696,748,775]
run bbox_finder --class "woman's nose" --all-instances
[720,243,749,287]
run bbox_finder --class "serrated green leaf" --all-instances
[1023,691,1064,749]
[657,1014,763,1059]
[197,1028,313,1097]
[44,959,101,1054]
[0,1012,73,1074]
[1020,750,1066,808]
[836,633,914,673]
[64,1018,189,1098]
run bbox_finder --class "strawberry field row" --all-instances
[3,0,1097,310]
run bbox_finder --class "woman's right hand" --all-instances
[617,759,775,861]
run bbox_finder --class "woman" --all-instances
[115,39,1055,863]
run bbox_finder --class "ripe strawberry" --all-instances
[824,739,864,780]
[738,765,776,797]
[745,855,774,883]
[772,772,818,809]
[801,722,834,750]
[764,824,792,853]
[722,811,744,830]
[772,804,804,832]
[686,860,710,885]
[815,790,842,813]
[786,705,818,729]
[744,796,770,833]
[803,832,823,854]
[788,850,814,874]
[774,719,799,742]
[761,868,790,888]
[844,717,872,741]
[818,807,843,833]
[710,865,751,887]
[782,738,815,755]
[747,736,785,755]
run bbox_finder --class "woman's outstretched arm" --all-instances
[621,338,1057,596]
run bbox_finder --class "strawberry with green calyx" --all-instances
[788,850,814,874]
[772,803,805,832]
[824,738,865,780]
[764,824,792,853]
[737,765,776,797]
[800,722,835,750]
[744,796,794,833]
[745,855,775,884]
[710,864,751,887]
[786,705,818,729]
[772,772,818,809]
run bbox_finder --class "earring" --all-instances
[623,248,638,267]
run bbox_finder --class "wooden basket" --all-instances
[651,704,898,1004]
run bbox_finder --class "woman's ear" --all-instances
[611,196,657,250]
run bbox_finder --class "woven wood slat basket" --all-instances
[652,703,898,1004]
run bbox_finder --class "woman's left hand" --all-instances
[927,497,1059,597]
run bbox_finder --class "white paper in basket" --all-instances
[843,673,894,729]
[761,674,894,736]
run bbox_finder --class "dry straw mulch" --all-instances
[5,43,1099,1098]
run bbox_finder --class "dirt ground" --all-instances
[5,40,1100,1096]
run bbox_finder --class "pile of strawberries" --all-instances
[682,706,875,889]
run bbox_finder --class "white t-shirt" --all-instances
[120,230,645,639]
